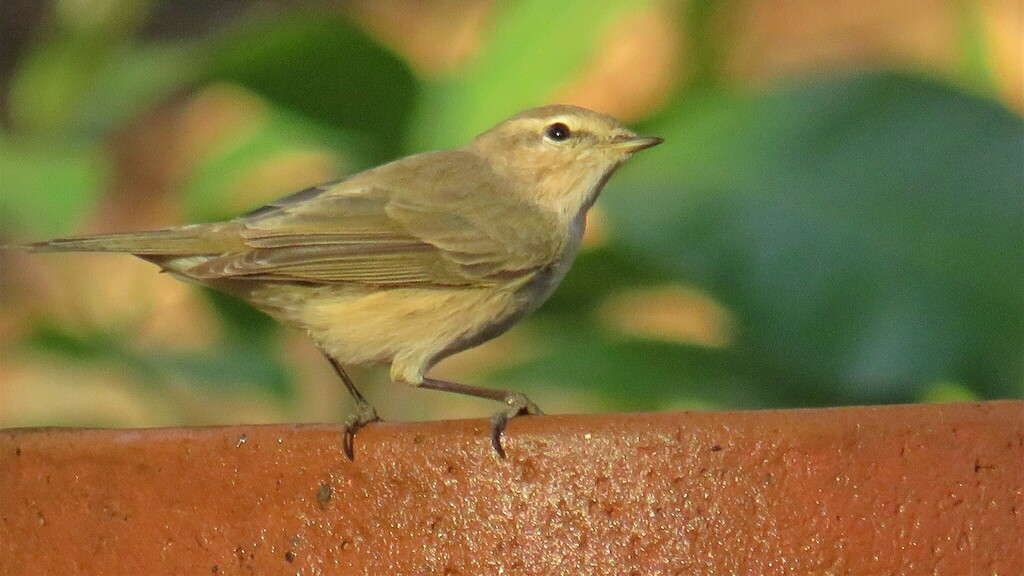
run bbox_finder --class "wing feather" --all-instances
[181,151,563,287]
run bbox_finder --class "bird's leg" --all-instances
[419,378,543,458]
[321,352,381,459]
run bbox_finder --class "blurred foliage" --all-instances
[409,0,650,149]
[206,11,419,163]
[1,0,1021,427]
[0,135,109,233]
[26,322,291,399]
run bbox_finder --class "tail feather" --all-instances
[22,224,242,255]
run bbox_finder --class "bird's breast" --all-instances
[515,208,587,314]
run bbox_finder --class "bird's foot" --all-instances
[342,400,382,460]
[489,392,544,459]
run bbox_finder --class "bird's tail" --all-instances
[20,224,240,255]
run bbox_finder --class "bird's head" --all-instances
[468,105,662,216]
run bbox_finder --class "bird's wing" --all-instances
[184,151,563,287]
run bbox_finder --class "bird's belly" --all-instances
[255,284,524,383]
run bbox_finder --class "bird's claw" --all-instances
[489,392,543,458]
[342,400,382,460]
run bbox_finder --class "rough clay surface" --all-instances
[1,402,1022,575]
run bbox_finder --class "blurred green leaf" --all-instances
[8,38,105,135]
[606,73,1024,402]
[919,380,979,403]
[27,323,293,401]
[0,134,109,235]
[152,344,293,401]
[411,0,650,150]
[680,0,732,92]
[206,11,420,165]
[952,0,998,99]
[489,327,769,411]
[75,42,199,134]
[24,322,112,361]
[7,0,153,136]
[182,101,357,222]
[201,288,279,345]
[536,244,674,321]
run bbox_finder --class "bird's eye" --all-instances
[544,122,571,142]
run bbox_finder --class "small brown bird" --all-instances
[27,104,662,457]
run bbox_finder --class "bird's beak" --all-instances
[607,134,664,153]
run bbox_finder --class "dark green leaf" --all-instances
[606,73,1024,402]
[200,288,279,345]
[206,11,420,164]
[489,327,769,411]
